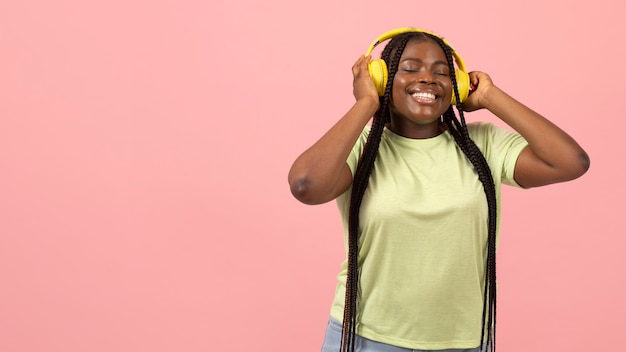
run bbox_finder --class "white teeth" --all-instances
[412,92,436,100]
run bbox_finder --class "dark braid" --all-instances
[443,106,498,352]
[434,39,499,352]
[341,32,499,352]
[340,34,411,352]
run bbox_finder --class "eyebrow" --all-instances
[401,58,449,67]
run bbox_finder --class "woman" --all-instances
[288,28,589,352]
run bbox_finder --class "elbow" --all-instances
[289,175,337,205]
[289,176,319,205]
[564,151,591,181]
[572,151,590,179]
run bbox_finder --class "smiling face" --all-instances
[389,38,453,139]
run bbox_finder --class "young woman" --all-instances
[288,28,589,352]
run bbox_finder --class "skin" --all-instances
[288,38,590,205]
[388,40,453,139]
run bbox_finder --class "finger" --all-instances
[363,56,373,76]
[468,71,480,87]
[353,55,369,76]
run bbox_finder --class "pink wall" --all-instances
[1,0,624,351]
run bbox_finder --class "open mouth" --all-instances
[411,92,437,103]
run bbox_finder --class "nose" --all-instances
[418,71,435,84]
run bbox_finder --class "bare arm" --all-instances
[462,72,590,188]
[288,55,379,204]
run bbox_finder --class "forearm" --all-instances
[483,85,590,183]
[288,97,378,203]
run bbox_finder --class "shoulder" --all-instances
[361,125,372,138]
[467,121,495,141]
[466,121,529,186]
[345,125,373,174]
[467,121,525,148]
[352,125,372,151]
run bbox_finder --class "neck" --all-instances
[387,120,445,139]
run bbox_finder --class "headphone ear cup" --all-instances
[452,69,470,105]
[368,59,388,96]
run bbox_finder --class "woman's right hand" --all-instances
[352,55,380,109]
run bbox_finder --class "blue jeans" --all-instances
[321,317,483,352]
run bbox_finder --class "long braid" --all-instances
[444,106,498,351]
[434,37,499,352]
[340,34,411,352]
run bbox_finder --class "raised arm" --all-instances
[288,55,379,205]
[462,71,590,188]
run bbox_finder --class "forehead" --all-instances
[400,39,448,62]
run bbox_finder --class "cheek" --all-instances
[444,80,454,97]
[390,77,409,102]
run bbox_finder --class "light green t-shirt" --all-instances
[331,122,528,350]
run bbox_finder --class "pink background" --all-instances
[1,0,624,351]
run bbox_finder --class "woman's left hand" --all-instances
[461,71,495,112]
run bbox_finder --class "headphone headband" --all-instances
[365,27,466,72]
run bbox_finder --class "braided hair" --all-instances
[340,32,498,352]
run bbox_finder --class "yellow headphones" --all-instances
[366,28,470,105]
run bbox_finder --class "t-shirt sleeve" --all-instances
[468,122,529,188]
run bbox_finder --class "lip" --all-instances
[408,88,440,104]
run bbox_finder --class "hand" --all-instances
[352,55,380,109]
[461,71,496,112]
